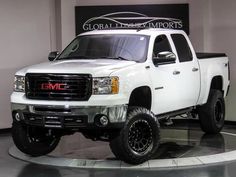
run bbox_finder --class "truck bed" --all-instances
[197,54,229,105]
[196,53,227,59]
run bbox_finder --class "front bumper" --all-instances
[11,103,127,129]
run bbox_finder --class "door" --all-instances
[150,34,184,114]
[150,34,201,115]
[170,33,200,109]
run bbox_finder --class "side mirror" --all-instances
[48,51,59,61]
[153,51,176,65]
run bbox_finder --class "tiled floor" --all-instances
[2,122,236,176]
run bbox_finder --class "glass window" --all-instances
[57,34,150,62]
[171,34,193,62]
[153,35,172,57]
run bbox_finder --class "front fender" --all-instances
[110,63,153,104]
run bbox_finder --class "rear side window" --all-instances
[171,34,192,62]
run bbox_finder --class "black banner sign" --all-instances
[75,4,189,35]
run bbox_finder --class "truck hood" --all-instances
[16,59,136,76]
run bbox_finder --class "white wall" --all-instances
[0,0,56,129]
[206,0,236,121]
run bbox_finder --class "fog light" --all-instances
[15,112,21,122]
[100,116,109,126]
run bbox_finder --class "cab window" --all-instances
[171,34,193,62]
[153,35,172,58]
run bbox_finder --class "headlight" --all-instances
[93,77,119,94]
[14,76,25,92]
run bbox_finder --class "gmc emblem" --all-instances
[41,83,67,91]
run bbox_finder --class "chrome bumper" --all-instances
[11,103,127,129]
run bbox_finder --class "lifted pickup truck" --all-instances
[11,28,230,164]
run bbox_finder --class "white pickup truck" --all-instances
[11,28,230,164]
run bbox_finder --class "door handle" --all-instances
[173,71,180,75]
[192,67,199,72]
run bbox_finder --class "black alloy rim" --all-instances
[128,119,153,155]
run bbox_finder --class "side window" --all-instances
[171,34,193,62]
[153,35,172,57]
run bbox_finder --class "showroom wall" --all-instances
[0,0,56,129]
[0,0,235,128]
[207,0,236,121]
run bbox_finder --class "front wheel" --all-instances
[109,107,160,164]
[12,122,60,156]
[198,89,225,134]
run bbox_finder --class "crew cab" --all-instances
[11,28,230,164]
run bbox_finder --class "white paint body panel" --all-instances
[197,57,230,104]
[11,29,230,115]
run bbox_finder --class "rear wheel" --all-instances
[109,107,160,164]
[198,89,225,134]
[12,122,60,156]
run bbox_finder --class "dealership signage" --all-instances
[75,4,189,35]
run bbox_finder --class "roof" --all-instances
[78,28,186,37]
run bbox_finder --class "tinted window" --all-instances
[153,35,172,57]
[171,34,192,62]
[57,34,149,62]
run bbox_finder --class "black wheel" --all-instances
[198,89,225,134]
[109,107,160,164]
[12,122,60,156]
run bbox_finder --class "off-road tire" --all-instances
[12,122,60,156]
[198,89,225,134]
[109,107,160,164]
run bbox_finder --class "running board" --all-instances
[156,107,193,120]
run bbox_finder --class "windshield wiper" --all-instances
[100,56,130,61]
[58,55,91,60]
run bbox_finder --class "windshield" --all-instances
[57,34,150,62]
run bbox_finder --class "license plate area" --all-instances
[23,113,87,128]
